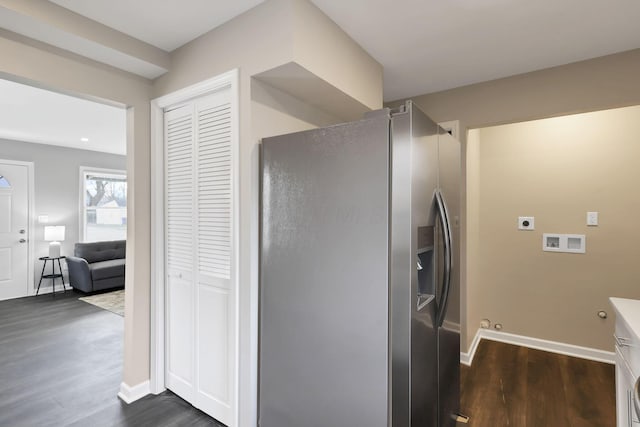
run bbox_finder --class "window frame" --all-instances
[0,175,11,188]
[79,166,127,243]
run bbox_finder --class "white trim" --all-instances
[460,328,482,366]
[149,88,166,396]
[150,69,240,427]
[461,328,615,366]
[152,70,238,111]
[78,166,127,243]
[0,159,35,298]
[118,380,151,404]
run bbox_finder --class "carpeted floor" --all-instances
[78,289,125,316]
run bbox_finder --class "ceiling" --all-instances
[47,0,640,101]
[1,0,638,154]
[48,0,265,52]
[0,79,126,155]
[312,0,640,100]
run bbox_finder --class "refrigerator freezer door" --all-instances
[391,104,440,427]
[259,117,390,427]
[437,128,462,427]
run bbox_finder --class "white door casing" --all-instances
[0,161,33,301]
[164,83,237,426]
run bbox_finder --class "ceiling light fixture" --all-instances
[80,137,89,142]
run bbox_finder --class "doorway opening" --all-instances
[0,76,133,424]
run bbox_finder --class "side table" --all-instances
[36,256,67,297]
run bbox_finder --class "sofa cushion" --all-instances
[92,276,125,291]
[74,240,126,264]
[89,259,125,281]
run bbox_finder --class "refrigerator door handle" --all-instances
[635,376,640,419]
[436,190,453,328]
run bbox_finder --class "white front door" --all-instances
[0,162,29,301]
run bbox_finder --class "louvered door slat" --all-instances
[165,108,194,273]
[197,102,232,280]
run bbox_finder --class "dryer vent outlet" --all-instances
[518,216,535,230]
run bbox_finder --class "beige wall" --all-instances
[407,49,640,139]
[469,105,640,351]
[406,48,640,351]
[1,0,382,418]
[152,0,382,425]
[0,0,169,72]
[291,0,382,110]
[0,30,152,385]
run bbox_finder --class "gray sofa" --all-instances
[67,240,126,293]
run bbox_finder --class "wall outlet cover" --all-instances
[543,233,586,253]
[518,216,535,230]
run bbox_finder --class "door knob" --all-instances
[19,239,26,243]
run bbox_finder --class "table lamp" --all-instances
[44,225,65,258]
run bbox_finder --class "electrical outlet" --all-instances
[587,211,598,226]
[518,216,535,230]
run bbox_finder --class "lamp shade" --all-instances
[44,225,65,242]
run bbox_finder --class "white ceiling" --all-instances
[0,79,126,155]
[2,0,638,152]
[46,0,640,101]
[49,0,265,52]
[310,0,640,100]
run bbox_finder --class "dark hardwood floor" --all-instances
[0,291,221,427]
[461,340,616,427]
[1,292,616,427]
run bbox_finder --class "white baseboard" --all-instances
[118,380,151,404]
[460,329,482,366]
[33,284,73,295]
[461,329,615,366]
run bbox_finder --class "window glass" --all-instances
[83,171,127,242]
[0,176,10,188]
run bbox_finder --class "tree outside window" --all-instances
[82,169,127,242]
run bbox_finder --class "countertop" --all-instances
[610,297,640,340]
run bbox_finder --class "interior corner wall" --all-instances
[465,130,481,351]
[409,49,640,142]
[0,139,126,289]
[407,48,640,352]
[471,105,640,351]
[0,30,153,388]
[291,0,383,110]
[152,3,301,426]
[251,78,343,132]
[152,1,382,425]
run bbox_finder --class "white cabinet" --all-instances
[610,298,640,427]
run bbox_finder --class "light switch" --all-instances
[587,212,598,226]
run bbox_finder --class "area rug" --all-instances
[79,290,125,316]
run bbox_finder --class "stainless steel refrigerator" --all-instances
[259,101,461,427]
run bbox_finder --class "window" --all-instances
[0,175,10,188]
[80,167,127,242]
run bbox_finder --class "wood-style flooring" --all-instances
[461,339,616,427]
[0,292,222,427]
[0,292,617,427]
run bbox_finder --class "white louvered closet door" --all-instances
[165,88,235,426]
